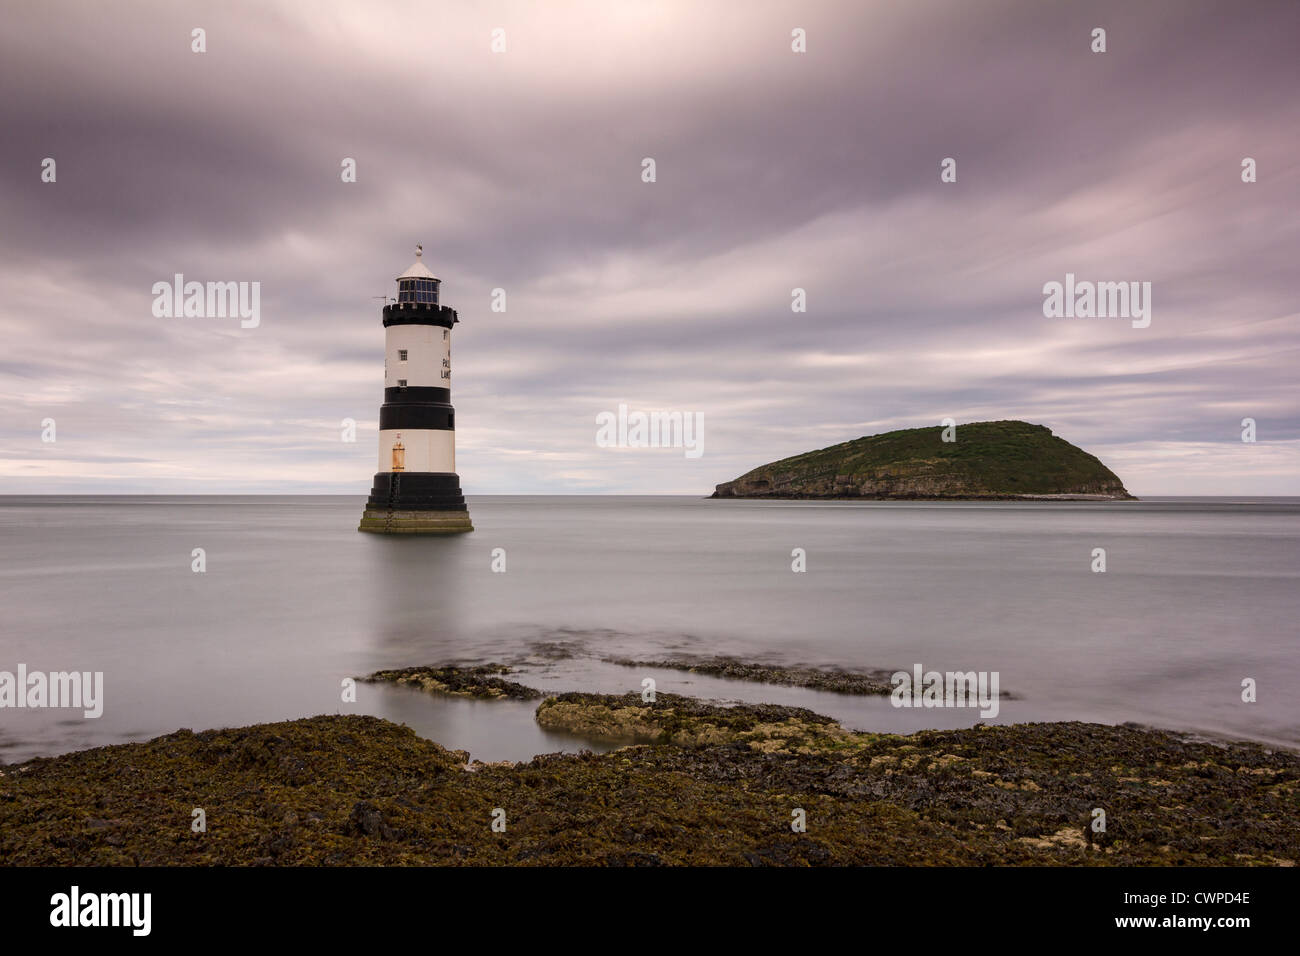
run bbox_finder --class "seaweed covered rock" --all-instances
[363,664,543,700]
[604,656,897,695]
[2,712,1296,866]
[537,691,869,751]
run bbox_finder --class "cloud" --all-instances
[0,0,1296,495]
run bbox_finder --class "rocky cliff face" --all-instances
[712,420,1134,500]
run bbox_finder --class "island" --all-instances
[711,420,1135,500]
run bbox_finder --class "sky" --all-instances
[1,0,1297,495]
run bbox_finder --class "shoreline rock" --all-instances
[605,655,899,696]
[2,706,1296,866]
[361,664,543,700]
[536,691,856,750]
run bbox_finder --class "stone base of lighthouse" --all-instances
[358,472,473,534]
[358,510,474,534]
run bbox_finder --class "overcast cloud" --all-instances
[1,0,1297,495]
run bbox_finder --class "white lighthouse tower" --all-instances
[358,246,473,534]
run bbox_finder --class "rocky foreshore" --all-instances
[362,664,543,700]
[604,655,899,695]
[2,676,1297,866]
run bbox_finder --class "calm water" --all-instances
[1,495,1297,763]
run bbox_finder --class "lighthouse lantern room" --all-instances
[358,246,473,534]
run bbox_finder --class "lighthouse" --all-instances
[358,246,473,534]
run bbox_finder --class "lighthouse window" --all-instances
[398,349,408,361]
[397,379,407,388]
[397,277,441,305]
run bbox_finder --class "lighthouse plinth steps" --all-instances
[358,509,473,534]
[358,471,473,534]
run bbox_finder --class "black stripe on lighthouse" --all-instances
[366,473,467,511]
[379,404,456,430]
[382,303,458,329]
[384,386,451,404]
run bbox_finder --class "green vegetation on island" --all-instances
[712,420,1134,500]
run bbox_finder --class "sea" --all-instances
[1,495,1296,764]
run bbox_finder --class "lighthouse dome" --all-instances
[396,244,441,304]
